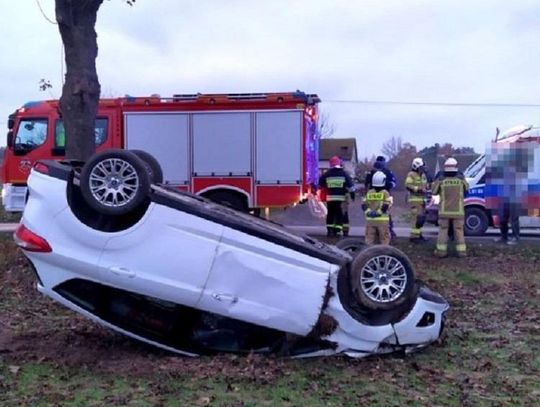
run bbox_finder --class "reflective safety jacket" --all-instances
[363,188,392,224]
[319,167,355,202]
[405,170,428,204]
[432,175,469,218]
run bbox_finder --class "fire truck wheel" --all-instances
[464,207,489,236]
[80,149,151,216]
[130,150,164,184]
[335,238,367,257]
[204,191,248,212]
[349,245,415,311]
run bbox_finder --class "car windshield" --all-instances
[464,154,485,178]
[15,119,47,151]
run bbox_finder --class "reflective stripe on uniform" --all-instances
[406,176,423,186]
[366,192,385,201]
[436,243,447,251]
[326,177,346,188]
[367,217,390,223]
[456,243,467,252]
[327,195,346,201]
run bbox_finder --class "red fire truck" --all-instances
[1,91,321,212]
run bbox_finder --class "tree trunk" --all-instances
[55,0,103,160]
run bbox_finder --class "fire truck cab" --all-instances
[2,91,320,212]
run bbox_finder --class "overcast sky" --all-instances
[2,0,540,158]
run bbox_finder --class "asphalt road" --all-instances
[285,225,540,242]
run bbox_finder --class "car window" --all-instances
[478,174,485,184]
[55,118,108,148]
[15,119,47,151]
[464,154,485,178]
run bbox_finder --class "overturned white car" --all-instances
[15,150,448,357]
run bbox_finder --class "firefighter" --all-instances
[340,157,354,237]
[364,155,397,240]
[342,189,352,237]
[432,157,469,257]
[319,156,355,237]
[405,157,429,242]
[362,171,392,245]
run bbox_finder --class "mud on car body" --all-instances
[15,150,448,357]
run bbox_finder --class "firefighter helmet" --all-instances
[371,171,387,188]
[329,156,341,167]
[411,157,425,170]
[444,157,458,172]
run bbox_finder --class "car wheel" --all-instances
[349,245,415,311]
[335,238,367,256]
[130,150,163,184]
[464,207,489,236]
[80,149,151,216]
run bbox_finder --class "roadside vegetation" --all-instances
[0,234,538,406]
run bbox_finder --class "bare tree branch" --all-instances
[318,110,336,139]
[381,136,403,160]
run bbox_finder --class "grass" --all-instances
[0,234,539,406]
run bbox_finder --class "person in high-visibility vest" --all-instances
[432,157,469,257]
[364,156,397,240]
[405,157,429,242]
[319,156,355,237]
[362,171,392,244]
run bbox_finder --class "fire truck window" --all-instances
[15,119,47,151]
[55,118,108,148]
[94,118,108,145]
[55,121,65,148]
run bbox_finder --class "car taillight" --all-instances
[33,162,49,175]
[14,224,52,252]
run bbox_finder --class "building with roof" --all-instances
[319,138,358,176]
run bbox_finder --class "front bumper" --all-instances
[392,285,449,346]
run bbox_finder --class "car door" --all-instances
[197,226,335,336]
[98,203,223,307]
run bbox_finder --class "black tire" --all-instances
[204,191,248,212]
[80,149,151,216]
[464,207,489,236]
[349,245,415,311]
[335,238,367,257]
[130,150,163,184]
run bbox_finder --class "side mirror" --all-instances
[7,118,14,130]
[6,130,13,148]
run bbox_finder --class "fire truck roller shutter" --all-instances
[192,113,251,176]
[255,111,302,184]
[124,113,189,185]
